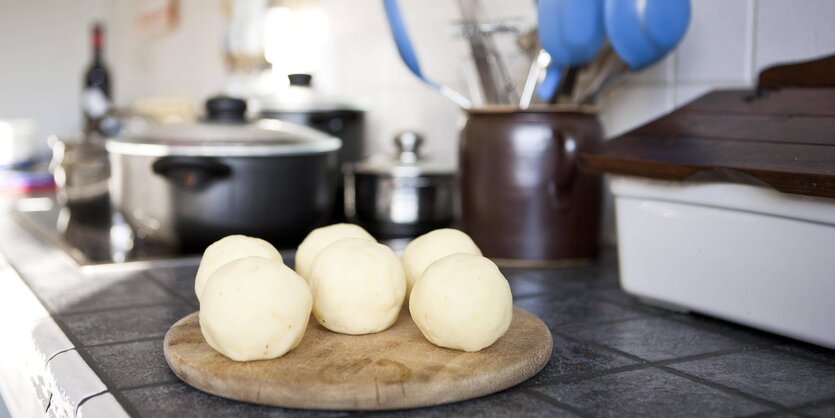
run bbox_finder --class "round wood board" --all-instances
[163,307,552,410]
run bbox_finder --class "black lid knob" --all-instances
[205,96,247,122]
[288,73,313,87]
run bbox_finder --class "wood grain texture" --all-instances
[164,307,552,410]
[580,88,835,199]
[680,89,835,117]
[758,55,835,88]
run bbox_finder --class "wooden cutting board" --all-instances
[164,307,552,410]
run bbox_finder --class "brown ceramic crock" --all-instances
[459,107,603,265]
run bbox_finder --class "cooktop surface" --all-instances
[12,194,403,268]
[13,195,198,266]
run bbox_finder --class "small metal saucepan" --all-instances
[344,132,455,238]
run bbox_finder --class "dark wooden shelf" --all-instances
[581,88,835,199]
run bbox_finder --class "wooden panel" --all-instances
[680,89,835,117]
[581,88,835,199]
[164,308,552,410]
[633,113,835,146]
[758,55,835,88]
[582,135,835,198]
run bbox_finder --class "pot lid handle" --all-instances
[205,96,247,122]
[288,73,313,87]
[395,131,423,164]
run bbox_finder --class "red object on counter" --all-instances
[0,171,56,194]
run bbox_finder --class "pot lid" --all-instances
[106,96,341,157]
[352,132,455,177]
[254,74,364,113]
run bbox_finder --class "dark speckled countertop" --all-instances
[1,203,835,417]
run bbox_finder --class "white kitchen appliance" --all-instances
[611,176,835,348]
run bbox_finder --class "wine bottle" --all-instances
[82,22,112,137]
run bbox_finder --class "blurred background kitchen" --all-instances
[2,0,834,245]
[1,2,835,416]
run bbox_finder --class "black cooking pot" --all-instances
[255,74,365,221]
[106,96,341,250]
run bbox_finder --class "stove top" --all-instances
[14,195,408,270]
[14,195,200,267]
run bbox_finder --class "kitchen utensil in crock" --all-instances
[536,0,606,102]
[460,109,603,264]
[345,131,455,239]
[576,0,690,103]
[383,0,473,109]
[605,0,691,70]
[519,49,550,109]
[106,96,341,250]
[455,0,518,105]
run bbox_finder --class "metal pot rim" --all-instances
[349,165,456,178]
[106,118,341,157]
[105,139,341,157]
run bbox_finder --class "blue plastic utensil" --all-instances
[604,0,691,70]
[537,65,562,102]
[576,0,690,103]
[383,0,472,109]
[535,0,606,101]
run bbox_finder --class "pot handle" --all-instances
[554,129,578,211]
[152,156,231,189]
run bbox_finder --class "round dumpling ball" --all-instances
[199,256,312,362]
[409,253,512,352]
[295,223,375,282]
[194,235,283,302]
[309,238,405,335]
[401,229,482,297]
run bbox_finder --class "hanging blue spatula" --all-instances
[536,0,606,102]
[575,0,691,104]
[383,0,472,109]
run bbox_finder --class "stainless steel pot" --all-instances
[345,132,455,238]
[50,136,111,224]
[106,97,341,250]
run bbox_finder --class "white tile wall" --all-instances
[755,0,835,72]
[107,0,228,106]
[0,0,106,147]
[675,0,754,84]
[601,86,675,138]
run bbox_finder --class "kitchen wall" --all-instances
[0,0,106,149]
[2,0,834,156]
[316,0,835,158]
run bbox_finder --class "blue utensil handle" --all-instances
[537,65,561,101]
[383,0,428,84]
[382,0,471,108]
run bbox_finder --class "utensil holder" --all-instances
[459,107,603,265]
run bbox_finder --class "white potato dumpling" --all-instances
[194,235,283,303]
[309,238,406,335]
[409,253,513,352]
[401,229,482,297]
[295,223,376,283]
[199,256,312,362]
